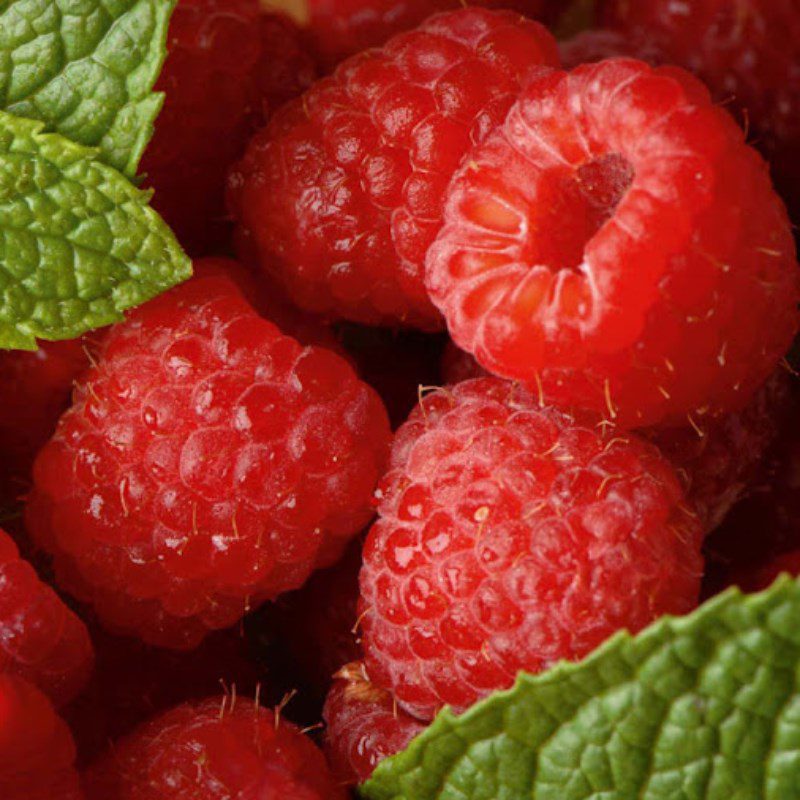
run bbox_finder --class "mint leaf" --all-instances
[0,110,191,350]
[363,577,800,800]
[0,0,174,177]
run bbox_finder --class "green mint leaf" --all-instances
[363,577,800,800]
[0,110,191,350]
[0,0,174,177]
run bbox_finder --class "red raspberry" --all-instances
[599,0,800,219]
[265,539,362,697]
[143,0,315,255]
[736,550,800,594]
[0,674,83,800]
[559,28,661,70]
[84,696,347,799]
[0,339,91,505]
[227,8,560,329]
[272,0,565,70]
[323,662,425,785]
[0,528,93,708]
[26,275,391,649]
[426,59,799,429]
[360,378,703,720]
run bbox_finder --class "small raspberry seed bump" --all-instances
[227,7,560,329]
[84,695,347,799]
[360,378,704,720]
[0,674,83,800]
[26,273,391,649]
[143,0,315,255]
[0,528,93,708]
[426,58,800,428]
[323,661,426,784]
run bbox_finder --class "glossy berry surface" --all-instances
[284,0,565,70]
[0,528,93,708]
[599,0,800,218]
[360,378,703,720]
[427,59,799,428]
[27,276,391,649]
[228,7,560,329]
[84,696,346,799]
[0,339,90,504]
[143,0,315,254]
[0,674,83,800]
[323,662,425,784]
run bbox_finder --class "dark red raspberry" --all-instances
[427,59,799,429]
[84,696,347,799]
[228,8,560,329]
[0,339,91,505]
[64,626,260,764]
[440,340,488,385]
[0,674,83,800]
[264,538,362,698]
[272,0,565,70]
[143,0,315,255]
[26,275,391,649]
[599,0,800,219]
[736,550,800,593]
[323,662,425,785]
[559,28,662,70]
[360,378,703,720]
[0,528,93,708]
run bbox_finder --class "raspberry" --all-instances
[559,28,661,70]
[440,340,488,385]
[84,696,347,799]
[360,378,703,720]
[0,339,91,505]
[0,674,83,800]
[0,528,93,708]
[264,539,362,697]
[323,662,425,785]
[26,275,391,649]
[426,59,799,429]
[143,0,315,255]
[736,550,800,594]
[271,0,565,70]
[227,8,560,329]
[598,0,800,219]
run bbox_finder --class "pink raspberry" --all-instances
[360,378,703,720]
[26,274,391,649]
[227,7,560,329]
[0,674,83,800]
[426,59,799,428]
[0,529,93,708]
[143,0,316,254]
[84,696,347,799]
[323,662,425,785]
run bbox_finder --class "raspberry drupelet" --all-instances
[268,0,566,70]
[323,662,425,785]
[142,0,315,255]
[0,528,93,707]
[426,58,799,428]
[84,696,347,799]
[26,275,391,649]
[360,378,703,720]
[0,674,83,800]
[227,7,560,329]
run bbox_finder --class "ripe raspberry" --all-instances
[143,0,315,255]
[426,59,799,429]
[26,275,391,649]
[736,550,800,594]
[559,28,661,70]
[360,378,703,720]
[599,0,800,218]
[0,339,91,504]
[84,696,347,799]
[227,8,560,329]
[264,538,362,697]
[0,674,83,800]
[271,0,565,70]
[0,528,93,708]
[323,662,425,785]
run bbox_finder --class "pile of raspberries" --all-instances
[1,0,798,797]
